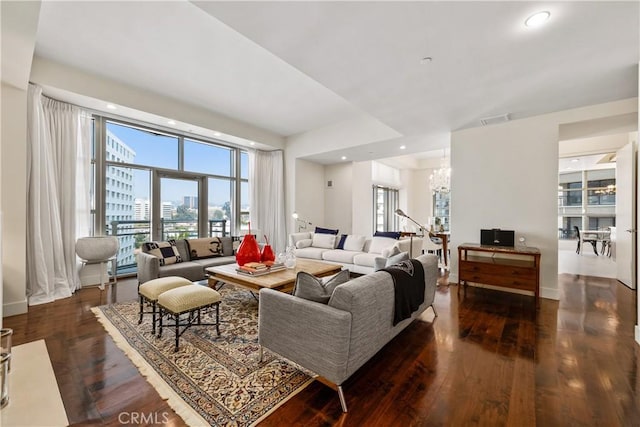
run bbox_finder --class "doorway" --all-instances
[152,172,207,241]
[557,131,637,288]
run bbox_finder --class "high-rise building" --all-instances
[105,131,136,269]
[161,202,173,219]
[183,195,198,209]
[134,198,150,220]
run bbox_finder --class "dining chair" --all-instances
[600,228,612,257]
[573,226,598,255]
[423,235,443,267]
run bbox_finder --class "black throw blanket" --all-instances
[381,259,425,326]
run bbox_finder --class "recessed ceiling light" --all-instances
[167,120,176,125]
[571,159,580,163]
[106,104,117,110]
[341,156,347,160]
[213,132,222,137]
[525,11,550,28]
[249,142,256,146]
[400,145,406,150]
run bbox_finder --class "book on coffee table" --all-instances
[236,262,286,276]
[236,268,272,277]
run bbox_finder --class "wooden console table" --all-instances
[458,243,541,308]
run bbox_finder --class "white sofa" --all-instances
[289,232,423,274]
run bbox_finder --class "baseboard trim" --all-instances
[3,299,28,317]
[540,286,560,301]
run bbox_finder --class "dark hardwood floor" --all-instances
[4,272,640,426]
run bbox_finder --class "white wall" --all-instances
[450,98,638,301]
[1,83,28,317]
[325,163,353,234]
[284,114,400,236]
[290,158,433,238]
[637,63,640,346]
[404,168,432,232]
[1,0,41,321]
[372,161,401,187]
[293,158,325,233]
[352,161,373,236]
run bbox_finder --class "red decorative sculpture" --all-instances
[260,234,275,262]
[236,223,261,266]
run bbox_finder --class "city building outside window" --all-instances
[93,117,249,275]
[558,168,615,239]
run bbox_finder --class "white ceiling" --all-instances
[559,152,615,174]
[33,1,639,164]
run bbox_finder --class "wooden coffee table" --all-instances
[206,258,343,294]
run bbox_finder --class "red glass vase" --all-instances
[261,244,275,263]
[236,233,261,266]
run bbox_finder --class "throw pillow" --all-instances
[314,226,339,235]
[374,231,401,239]
[187,237,223,260]
[343,235,366,252]
[336,234,348,250]
[369,236,398,254]
[143,240,182,266]
[382,245,401,258]
[293,270,350,304]
[374,251,410,271]
[289,232,313,246]
[312,233,337,249]
[295,239,313,249]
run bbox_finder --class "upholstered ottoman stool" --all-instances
[157,285,222,352]
[138,276,192,334]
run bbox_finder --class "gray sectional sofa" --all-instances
[258,253,438,412]
[136,237,236,284]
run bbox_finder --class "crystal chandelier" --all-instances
[429,150,451,193]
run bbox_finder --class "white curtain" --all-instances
[249,150,286,254]
[26,84,92,305]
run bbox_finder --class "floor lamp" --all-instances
[292,212,312,232]
[394,209,424,258]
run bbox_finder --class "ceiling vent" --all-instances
[480,113,510,126]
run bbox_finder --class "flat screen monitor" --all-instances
[480,229,515,247]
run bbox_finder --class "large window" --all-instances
[184,139,232,176]
[373,185,399,233]
[558,172,583,207]
[433,191,450,231]
[587,177,616,205]
[95,118,249,274]
[107,122,178,169]
[558,168,616,239]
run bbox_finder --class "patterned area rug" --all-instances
[92,285,313,426]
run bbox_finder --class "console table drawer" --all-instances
[459,262,536,280]
[458,271,536,292]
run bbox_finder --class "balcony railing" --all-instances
[107,219,228,275]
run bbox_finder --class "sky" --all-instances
[107,122,249,206]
